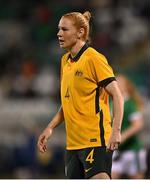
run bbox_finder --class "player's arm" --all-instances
[105,80,124,151]
[37,106,64,153]
[121,113,143,143]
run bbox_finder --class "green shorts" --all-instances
[65,146,113,179]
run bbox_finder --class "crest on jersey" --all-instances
[75,70,83,77]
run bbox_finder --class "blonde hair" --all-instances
[62,11,92,42]
[119,75,143,110]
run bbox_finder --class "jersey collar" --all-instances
[68,43,89,62]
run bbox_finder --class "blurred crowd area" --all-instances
[0,0,150,178]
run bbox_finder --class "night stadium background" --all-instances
[0,0,150,178]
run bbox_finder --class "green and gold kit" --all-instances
[61,44,116,150]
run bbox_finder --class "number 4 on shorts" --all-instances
[86,148,94,163]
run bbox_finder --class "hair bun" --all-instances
[83,11,91,21]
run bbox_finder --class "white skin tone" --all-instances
[57,17,86,56]
[37,17,124,179]
[112,75,144,179]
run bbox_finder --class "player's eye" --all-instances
[58,26,68,31]
[62,27,68,31]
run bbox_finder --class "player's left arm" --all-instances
[105,80,124,151]
[121,113,144,143]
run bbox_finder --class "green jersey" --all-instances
[119,98,143,151]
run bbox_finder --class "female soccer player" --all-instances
[38,11,124,179]
[112,74,147,179]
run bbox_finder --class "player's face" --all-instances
[57,17,79,50]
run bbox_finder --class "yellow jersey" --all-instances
[61,44,116,150]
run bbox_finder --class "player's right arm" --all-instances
[37,106,64,153]
[38,55,67,153]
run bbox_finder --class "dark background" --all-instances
[0,0,150,178]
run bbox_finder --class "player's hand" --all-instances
[37,128,53,153]
[106,131,121,151]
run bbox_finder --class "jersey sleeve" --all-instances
[128,100,143,121]
[88,52,116,87]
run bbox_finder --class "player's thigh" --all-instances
[65,150,84,179]
[78,146,113,179]
[90,172,110,179]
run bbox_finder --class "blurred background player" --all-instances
[0,0,150,178]
[112,74,147,179]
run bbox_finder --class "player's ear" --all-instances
[77,28,84,39]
